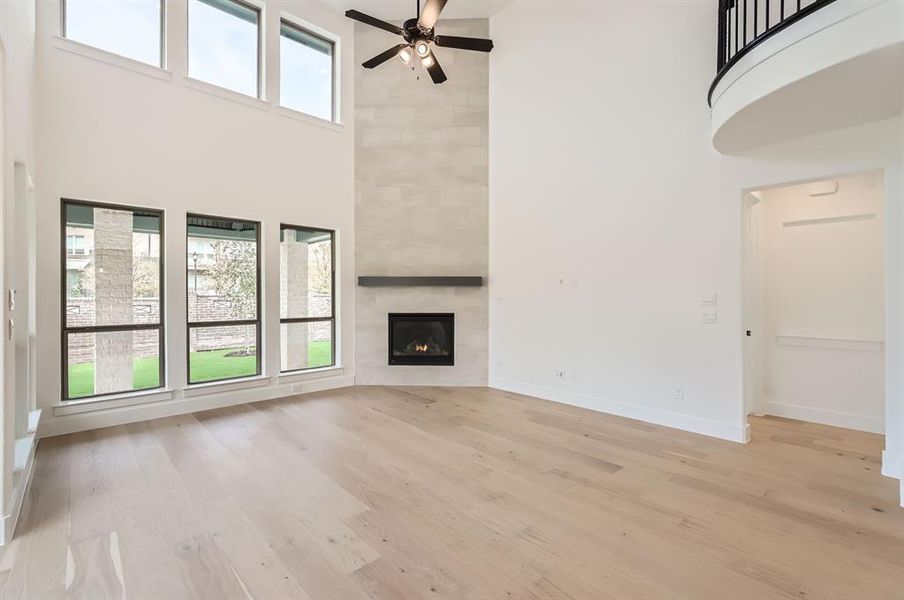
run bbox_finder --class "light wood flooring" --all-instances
[1,386,902,599]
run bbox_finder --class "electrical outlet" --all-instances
[673,387,684,401]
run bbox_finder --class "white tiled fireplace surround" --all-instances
[354,19,489,386]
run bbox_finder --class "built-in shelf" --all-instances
[358,276,483,287]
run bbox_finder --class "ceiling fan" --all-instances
[346,0,494,84]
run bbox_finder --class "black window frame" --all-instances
[186,213,262,385]
[60,198,166,402]
[187,0,263,99]
[61,0,167,68]
[279,224,336,373]
[278,18,338,123]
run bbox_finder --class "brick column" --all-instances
[280,233,309,370]
[94,209,133,393]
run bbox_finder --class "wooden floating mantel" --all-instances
[358,276,484,287]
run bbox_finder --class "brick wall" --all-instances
[66,293,332,364]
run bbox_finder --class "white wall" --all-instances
[758,173,885,433]
[34,0,356,436]
[0,0,38,535]
[488,0,903,469]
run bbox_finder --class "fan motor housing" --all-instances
[403,18,432,41]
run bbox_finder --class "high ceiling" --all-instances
[320,0,515,20]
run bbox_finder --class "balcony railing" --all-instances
[709,0,837,105]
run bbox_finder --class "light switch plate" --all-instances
[7,289,14,312]
[702,312,717,324]
[702,293,717,306]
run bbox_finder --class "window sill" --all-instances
[279,365,344,382]
[275,106,344,132]
[54,388,175,416]
[183,374,271,398]
[183,76,270,112]
[52,36,171,81]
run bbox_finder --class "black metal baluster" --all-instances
[734,0,739,55]
[754,0,758,38]
[710,0,842,107]
[743,0,747,48]
[717,0,728,69]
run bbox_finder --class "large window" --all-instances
[187,214,260,384]
[62,200,164,400]
[280,20,335,122]
[280,225,335,372]
[63,0,164,67]
[188,0,261,97]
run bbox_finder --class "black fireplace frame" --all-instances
[388,313,455,366]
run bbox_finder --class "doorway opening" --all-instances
[742,170,885,435]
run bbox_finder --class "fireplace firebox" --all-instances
[388,313,454,366]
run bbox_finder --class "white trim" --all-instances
[763,400,884,434]
[1,423,41,545]
[275,105,344,132]
[183,76,270,111]
[53,388,175,416]
[278,365,344,382]
[52,36,172,81]
[39,374,354,438]
[183,374,270,398]
[776,334,884,352]
[882,449,901,479]
[782,213,876,227]
[490,377,748,443]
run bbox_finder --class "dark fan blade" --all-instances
[418,0,448,30]
[434,35,494,53]
[345,10,403,36]
[424,53,447,84]
[363,44,410,69]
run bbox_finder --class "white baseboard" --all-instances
[883,450,902,479]
[39,374,355,438]
[490,377,748,443]
[763,401,884,434]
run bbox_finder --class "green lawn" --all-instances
[68,341,332,399]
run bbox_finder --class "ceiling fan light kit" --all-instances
[346,0,495,85]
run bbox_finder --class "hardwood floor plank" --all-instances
[9,386,904,599]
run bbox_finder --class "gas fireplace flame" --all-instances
[414,343,429,353]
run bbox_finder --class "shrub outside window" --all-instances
[187,214,261,384]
